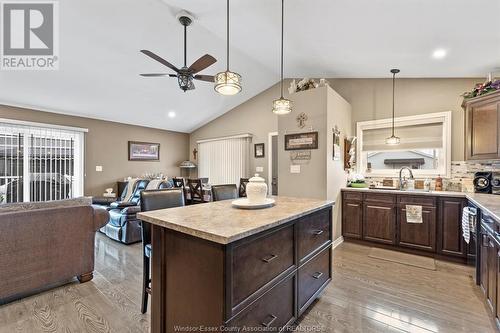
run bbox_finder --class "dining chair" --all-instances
[187,178,204,204]
[239,178,250,197]
[139,188,185,314]
[211,184,238,202]
[172,177,185,188]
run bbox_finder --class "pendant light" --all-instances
[214,0,242,95]
[272,0,292,115]
[385,69,401,145]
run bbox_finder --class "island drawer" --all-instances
[298,208,331,262]
[230,224,294,308]
[298,247,331,315]
[227,274,296,330]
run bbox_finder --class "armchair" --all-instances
[97,179,173,244]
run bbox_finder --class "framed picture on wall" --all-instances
[254,143,265,158]
[332,126,341,161]
[284,131,318,150]
[128,141,160,161]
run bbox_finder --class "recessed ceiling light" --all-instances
[432,48,447,59]
[168,111,176,118]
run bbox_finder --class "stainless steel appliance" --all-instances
[474,172,492,193]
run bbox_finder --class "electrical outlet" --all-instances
[95,165,103,172]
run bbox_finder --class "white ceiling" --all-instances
[1,0,499,133]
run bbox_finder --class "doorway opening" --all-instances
[268,132,278,195]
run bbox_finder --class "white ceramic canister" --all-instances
[246,174,268,203]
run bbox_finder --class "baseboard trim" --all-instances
[332,236,344,250]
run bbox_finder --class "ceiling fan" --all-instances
[140,12,217,92]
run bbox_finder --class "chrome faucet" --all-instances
[399,166,414,190]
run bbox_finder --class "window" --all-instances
[357,112,451,177]
[197,134,252,185]
[0,119,86,204]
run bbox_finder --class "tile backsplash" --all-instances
[363,160,500,193]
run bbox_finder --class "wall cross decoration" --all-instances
[296,112,308,128]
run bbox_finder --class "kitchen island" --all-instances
[138,196,333,333]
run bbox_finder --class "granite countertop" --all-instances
[342,187,500,221]
[138,196,333,245]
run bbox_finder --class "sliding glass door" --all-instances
[0,121,84,204]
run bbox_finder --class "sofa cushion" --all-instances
[0,197,92,214]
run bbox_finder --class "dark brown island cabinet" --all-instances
[143,205,332,333]
[342,190,471,262]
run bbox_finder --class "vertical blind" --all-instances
[197,135,251,185]
[0,121,85,204]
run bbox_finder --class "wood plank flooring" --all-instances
[0,235,495,332]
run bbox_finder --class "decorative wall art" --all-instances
[254,143,265,158]
[332,126,341,161]
[296,112,308,129]
[290,150,311,163]
[284,132,318,150]
[128,141,160,161]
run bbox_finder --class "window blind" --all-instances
[197,135,251,185]
[0,121,84,203]
[362,122,444,151]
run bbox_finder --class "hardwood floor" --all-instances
[0,235,495,332]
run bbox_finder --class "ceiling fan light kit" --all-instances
[215,0,242,96]
[272,0,292,115]
[385,68,401,145]
[140,12,217,92]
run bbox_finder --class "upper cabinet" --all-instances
[463,90,500,160]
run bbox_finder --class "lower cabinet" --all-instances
[487,236,498,314]
[438,197,467,257]
[481,227,490,295]
[363,201,396,245]
[341,190,470,262]
[397,206,436,252]
[342,200,362,239]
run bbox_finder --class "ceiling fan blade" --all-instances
[140,73,176,77]
[194,74,214,82]
[188,54,217,74]
[140,50,180,73]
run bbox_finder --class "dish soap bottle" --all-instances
[424,179,431,192]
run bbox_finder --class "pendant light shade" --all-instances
[386,68,401,145]
[272,0,292,115]
[215,0,242,96]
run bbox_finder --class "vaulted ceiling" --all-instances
[1,0,499,132]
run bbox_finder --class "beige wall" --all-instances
[190,78,481,178]
[189,84,279,181]
[327,78,481,161]
[277,87,328,199]
[0,105,189,196]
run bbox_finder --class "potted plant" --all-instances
[348,173,367,188]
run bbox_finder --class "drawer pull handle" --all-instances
[312,272,323,279]
[262,254,278,263]
[313,230,324,236]
[261,314,277,328]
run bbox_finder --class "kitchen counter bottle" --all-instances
[435,175,443,191]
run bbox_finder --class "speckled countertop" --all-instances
[342,187,500,221]
[138,196,333,244]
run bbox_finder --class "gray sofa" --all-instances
[0,198,109,304]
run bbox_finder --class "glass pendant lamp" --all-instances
[214,0,242,95]
[272,0,292,115]
[386,69,401,145]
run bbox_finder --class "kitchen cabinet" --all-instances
[341,190,472,263]
[438,197,467,257]
[362,194,396,245]
[342,192,362,239]
[480,227,489,295]
[398,205,436,252]
[463,90,500,160]
[487,236,498,314]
